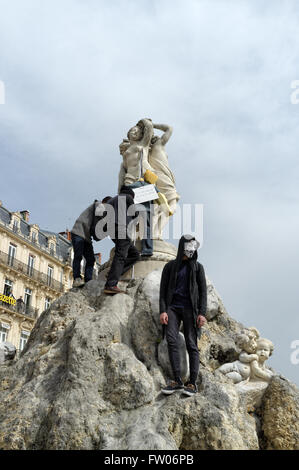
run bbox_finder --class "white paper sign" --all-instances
[133,184,159,204]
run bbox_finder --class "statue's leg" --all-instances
[158,211,170,239]
[152,204,161,240]
[152,205,170,240]
[168,198,177,216]
[226,371,243,383]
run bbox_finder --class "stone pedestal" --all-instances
[97,240,177,282]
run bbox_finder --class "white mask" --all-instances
[184,239,199,258]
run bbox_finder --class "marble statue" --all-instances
[217,327,275,384]
[250,337,275,382]
[149,123,180,239]
[118,119,180,240]
[118,118,154,190]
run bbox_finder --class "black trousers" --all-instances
[165,306,199,385]
[106,226,140,287]
[71,233,95,282]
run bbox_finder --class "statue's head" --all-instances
[236,328,259,354]
[127,125,143,142]
[256,338,274,362]
[119,139,130,156]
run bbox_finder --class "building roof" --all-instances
[0,204,71,264]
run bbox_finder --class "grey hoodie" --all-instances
[71,202,103,243]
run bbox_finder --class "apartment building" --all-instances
[0,202,73,354]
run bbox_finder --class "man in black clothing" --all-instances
[159,234,207,396]
[104,186,140,295]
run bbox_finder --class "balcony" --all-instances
[0,250,64,292]
[0,299,38,319]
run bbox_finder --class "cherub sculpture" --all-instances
[217,327,275,384]
[217,327,260,383]
[250,337,274,382]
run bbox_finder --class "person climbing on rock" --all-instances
[159,234,207,396]
[103,186,140,295]
[71,199,110,287]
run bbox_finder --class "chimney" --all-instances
[20,210,30,222]
[59,229,72,241]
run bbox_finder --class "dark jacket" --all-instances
[106,193,138,228]
[159,235,207,337]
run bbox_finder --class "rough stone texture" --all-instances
[0,269,298,450]
[0,342,16,363]
[259,375,299,450]
[235,381,269,410]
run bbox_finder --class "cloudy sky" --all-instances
[0,0,298,385]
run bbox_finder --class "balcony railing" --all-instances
[0,250,64,292]
[0,299,38,319]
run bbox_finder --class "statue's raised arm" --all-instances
[137,118,154,147]
[153,123,173,146]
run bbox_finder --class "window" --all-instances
[44,298,51,310]
[0,323,10,342]
[8,244,16,267]
[50,243,55,256]
[13,219,19,233]
[47,266,53,286]
[27,255,34,276]
[3,279,13,296]
[24,288,32,313]
[19,330,30,351]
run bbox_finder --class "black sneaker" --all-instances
[182,383,198,396]
[161,381,184,395]
[141,253,153,258]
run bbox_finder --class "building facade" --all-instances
[0,202,73,354]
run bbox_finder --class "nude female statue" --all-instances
[149,123,180,239]
[149,123,180,215]
[118,118,154,190]
[118,119,180,241]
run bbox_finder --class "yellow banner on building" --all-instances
[0,294,16,305]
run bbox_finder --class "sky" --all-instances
[0,0,298,386]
